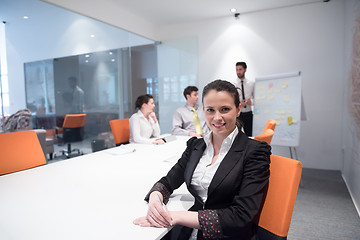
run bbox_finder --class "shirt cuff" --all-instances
[198,209,223,239]
[144,182,171,204]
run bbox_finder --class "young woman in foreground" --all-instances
[134,80,271,239]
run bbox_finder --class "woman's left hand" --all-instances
[133,214,171,228]
[133,216,153,227]
[149,112,158,123]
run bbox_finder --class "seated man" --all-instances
[172,86,208,137]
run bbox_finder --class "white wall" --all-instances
[342,0,360,215]
[158,0,345,170]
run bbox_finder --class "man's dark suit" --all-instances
[148,130,271,239]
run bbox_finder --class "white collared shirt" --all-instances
[190,127,239,204]
[129,110,161,144]
[235,77,255,113]
[171,104,208,136]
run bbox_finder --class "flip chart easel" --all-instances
[253,71,305,187]
[253,71,304,147]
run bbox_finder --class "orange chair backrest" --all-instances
[109,118,130,145]
[257,155,302,237]
[63,114,87,128]
[0,131,46,175]
[254,129,274,145]
[265,119,277,131]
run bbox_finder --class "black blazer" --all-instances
[153,130,271,239]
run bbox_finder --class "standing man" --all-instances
[172,86,208,137]
[68,76,84,114]
[235,62,254,136]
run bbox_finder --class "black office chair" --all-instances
[58,114,87,158]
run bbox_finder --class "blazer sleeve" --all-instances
[145,137,198,203]
[198,141,271,238]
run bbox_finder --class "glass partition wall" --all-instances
[24,44,159,156]
[24,37,198,157]
[8,0,198,158]
[158,37,198,133]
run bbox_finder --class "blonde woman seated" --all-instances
[130,94,165,145]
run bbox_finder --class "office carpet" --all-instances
[288,168,360,240]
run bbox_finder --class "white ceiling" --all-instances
[38,0,330,40]
[105,0,325,26]
[1,0,330,43]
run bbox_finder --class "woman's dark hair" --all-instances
[202,79,242,128]
[135,94,153,109]
[202,80,240,107]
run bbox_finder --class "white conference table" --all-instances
[0,135,194,240]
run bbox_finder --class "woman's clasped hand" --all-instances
[133,191,173,228]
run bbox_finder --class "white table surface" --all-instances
[0,135,194,240]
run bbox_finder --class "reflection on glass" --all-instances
[158,37,198,133]
[22,36,197,156]
[146,77,159,118]
[24,60,55,115]
[24,48,130,137]
[0,21,9,118]
[4,0,171,156]
[23,43,159,151]
[67,76,84,114]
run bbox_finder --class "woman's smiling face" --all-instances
[203,90,241,139]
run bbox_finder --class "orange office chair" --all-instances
[255,154,303,239]
[0,131,46,175]
[109,118,130,146]
[265,119,277,131]
[254,128,274,145]
[254,119,277,145]
[58,114,87,158]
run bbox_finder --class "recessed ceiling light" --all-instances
[23,16,29,19]
[111,59,115,62]
[109,52,113,55]
[230,8,237,13]
[90,34,95,38]
[85,54,90,58]
[85,60,89,63]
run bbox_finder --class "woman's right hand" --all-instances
[133,191,172,228]
[152,139,165,145]
[147,192,172,227]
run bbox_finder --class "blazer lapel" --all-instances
[207,131,249,198]
[184,139,206,187]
